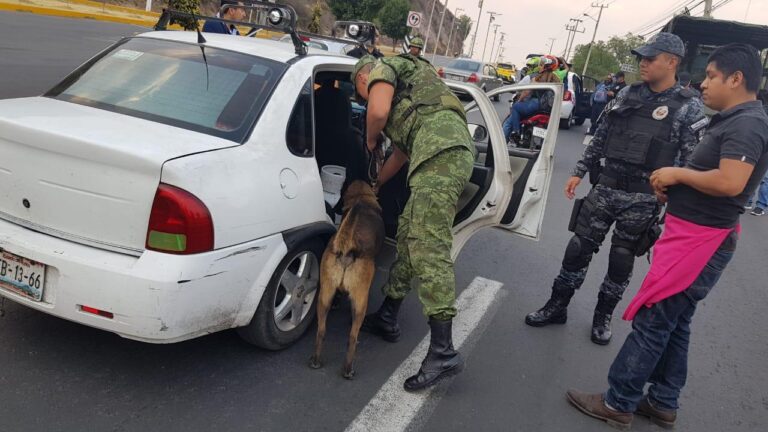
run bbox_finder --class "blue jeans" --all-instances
[605,231,738,412]
[502,98,540,139]
[747,172,768,208]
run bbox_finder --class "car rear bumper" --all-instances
[0,218,287,343]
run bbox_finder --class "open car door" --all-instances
[447,81,562,259]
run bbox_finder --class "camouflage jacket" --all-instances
[572,83,707,180]
[368,55,473,174]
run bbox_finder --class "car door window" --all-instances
[286,78,313,157]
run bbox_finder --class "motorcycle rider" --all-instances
[503,55,562,143]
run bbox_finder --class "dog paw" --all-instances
[308,356,323,369]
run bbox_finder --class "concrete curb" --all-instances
[0,1,154,27]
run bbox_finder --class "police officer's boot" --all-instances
[404,317,464,392]
[361,296,403,342]
[591,292,621,345]
[525,284,575,327]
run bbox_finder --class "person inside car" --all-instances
[202,0,246,35]
[503,55,562,143]
[347,29,384,59]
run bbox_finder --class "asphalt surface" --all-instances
[1,11,767,432]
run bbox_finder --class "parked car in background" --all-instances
[438,58,504,101]
[496,62,517,83]
[559,70,591,129]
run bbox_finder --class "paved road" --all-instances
[1,11,767,432]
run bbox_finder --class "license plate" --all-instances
[0,250,46,301]
[447,74,463,81]
[532,126,548,139]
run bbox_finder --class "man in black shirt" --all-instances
[566,43,768,430]
[607,71,626,101]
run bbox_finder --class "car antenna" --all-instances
[191,13,210,91]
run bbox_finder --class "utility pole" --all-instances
[469,0,484,58]
[481,11,501,62]
[547,37,556,54]
[488,23,501,63]
[496,32,506,62]
[445,7,464,56]
[582,2,608,76]
[433,0,449,61]
[704,0,713,17]
[565,18,585,61]
[424,0,439,54]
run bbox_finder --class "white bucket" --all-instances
[321,165,346,207]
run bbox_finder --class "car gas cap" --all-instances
[279,168,299,199]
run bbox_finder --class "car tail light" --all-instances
[468,73,479,83]
[563,91,573,101]
[146,184,214,255]
[437,68,445,78]
[300,35,310,42]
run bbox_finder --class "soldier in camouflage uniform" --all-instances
[351,54,474,391]
[409,37,425,57]
[525,33,708,345]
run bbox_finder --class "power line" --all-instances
[629,0,696,35]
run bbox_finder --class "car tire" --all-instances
[237,238,325,350]
[560,112,573,130]
[574,117,586,126]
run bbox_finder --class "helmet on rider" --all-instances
[525,57,540,75]
[539,55,559,73]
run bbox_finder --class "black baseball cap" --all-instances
[631,32,685,58]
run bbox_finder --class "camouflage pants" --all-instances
[554,184,659,300]
[384,147,474,320]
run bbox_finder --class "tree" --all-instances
[457,15,472,42]
[377,0,410,49]
[571,41,619,79]
[169,0,200,31]
[308,1,323,34]
[328,0,384,22]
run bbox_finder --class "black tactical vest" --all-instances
[604,83,694,171]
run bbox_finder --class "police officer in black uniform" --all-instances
[525,33,708,344]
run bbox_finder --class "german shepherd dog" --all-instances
[309,180,385,379]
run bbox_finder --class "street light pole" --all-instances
[433,0,449,61]
[704,0,713,17]
[481,11,500,62]
[469,0,484,58]
[582,3,608,77]
[496,32,506,62]
[445,7,464,56]
[488,23,501,64]
[547,37,556,54]
[424,0,439,53]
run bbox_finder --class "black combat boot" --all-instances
[591,292,621,345]
[404,317,464,392]
[361,296,403,342]
[525,285,576,327]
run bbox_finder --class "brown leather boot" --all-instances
[566,390,633,430]
[636,396,676,429]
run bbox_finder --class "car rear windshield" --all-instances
[46,38,287,142]
[498,63,512,69]
[448,60,481,72]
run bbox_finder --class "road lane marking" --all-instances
[345,276,505,432]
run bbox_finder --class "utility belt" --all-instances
[596,168,653,194]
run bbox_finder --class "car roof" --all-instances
[137,31,350,63]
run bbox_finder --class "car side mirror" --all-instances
[468,124,488,143]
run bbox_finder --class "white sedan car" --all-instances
[0,23,562,348]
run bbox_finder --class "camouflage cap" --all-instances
[409,37,425,49]
[632,32,685,58]
[351,54,378,83]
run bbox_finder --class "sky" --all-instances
[437,0,767,65]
